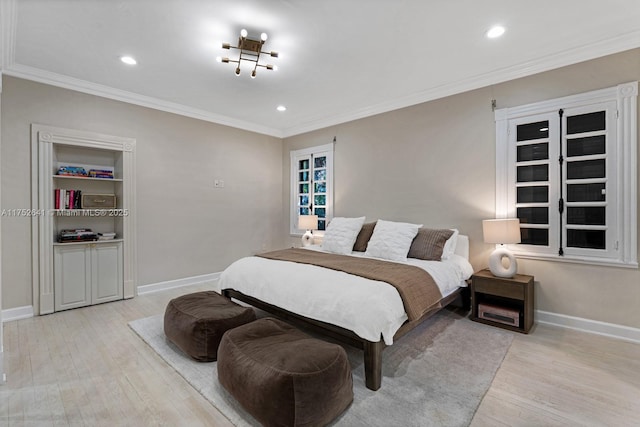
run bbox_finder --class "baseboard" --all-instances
[1,274,221,321]
[536,310,640,344]
[2,305,34,322]
[137,272,221,295]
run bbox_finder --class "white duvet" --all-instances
[218,246,473,345]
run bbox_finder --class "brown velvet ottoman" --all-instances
[217,317,353,427]
[164,291,256,362]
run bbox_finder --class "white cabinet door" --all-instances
[54,242,123,311]
[91,242,123,304]
[54,245,91,311]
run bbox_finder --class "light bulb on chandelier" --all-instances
[218,28,279,78]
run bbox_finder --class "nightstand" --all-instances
[470,269,534,333]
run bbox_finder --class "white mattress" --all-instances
[219,245,473,345]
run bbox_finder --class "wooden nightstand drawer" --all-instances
[473,276,524,300]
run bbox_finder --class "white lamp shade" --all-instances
[483,218,520,278]
[482,218,521,244]
[298,215,318,230]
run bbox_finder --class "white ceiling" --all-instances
[2,0,640,137]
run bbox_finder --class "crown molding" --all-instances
[281,30,640,137]
[3,63,284,138]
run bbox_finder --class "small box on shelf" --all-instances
[478,303,520,327]
[81,193,116,209]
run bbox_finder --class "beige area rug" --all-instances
[129,309,513,427]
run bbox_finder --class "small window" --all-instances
[290,143,334,235]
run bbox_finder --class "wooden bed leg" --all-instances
[460,286,471,311]
[363,340,384,391]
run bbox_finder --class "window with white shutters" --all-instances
[495,82,637,267]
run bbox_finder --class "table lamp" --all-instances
[482,218,521,278]
[298,215,318,247]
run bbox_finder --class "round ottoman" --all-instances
[217,317,353,426]
[164,291,256,362]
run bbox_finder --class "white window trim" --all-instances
[495,81,637,268]
[289,143,334,236]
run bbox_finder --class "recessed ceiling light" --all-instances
[277,105,287,112]
[120,56,137,65]
[486,25,506,39]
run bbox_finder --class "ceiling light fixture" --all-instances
[486,25,506,39]
[120,56,137,65]
[277,105,287,112]
[218,28,279,78]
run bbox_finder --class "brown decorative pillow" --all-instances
[407,228,455,260]
[352,221,377,252]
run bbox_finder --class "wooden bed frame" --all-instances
[222,286,470,391]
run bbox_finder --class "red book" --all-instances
[54,189,60,209]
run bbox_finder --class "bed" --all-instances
[219,219,474,390]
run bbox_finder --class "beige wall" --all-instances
[283,48,640,329]
[1,76,284,310]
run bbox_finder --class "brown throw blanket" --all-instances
[257,248,443,321]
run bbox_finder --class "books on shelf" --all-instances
[54,189,82,209]
[56,165,114,179]
[58,228,98,242]
[57,230,116,242]
[88,169,114,179]
[57,165,88,177]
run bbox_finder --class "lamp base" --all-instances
[301,230,313,247]
[488,246,518,278]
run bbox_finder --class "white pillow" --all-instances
[441,228,459,260]
[364,219,422,262]
[322,217,366,255]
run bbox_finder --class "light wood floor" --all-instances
[471,322,640,426]
[2,283,639,426]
